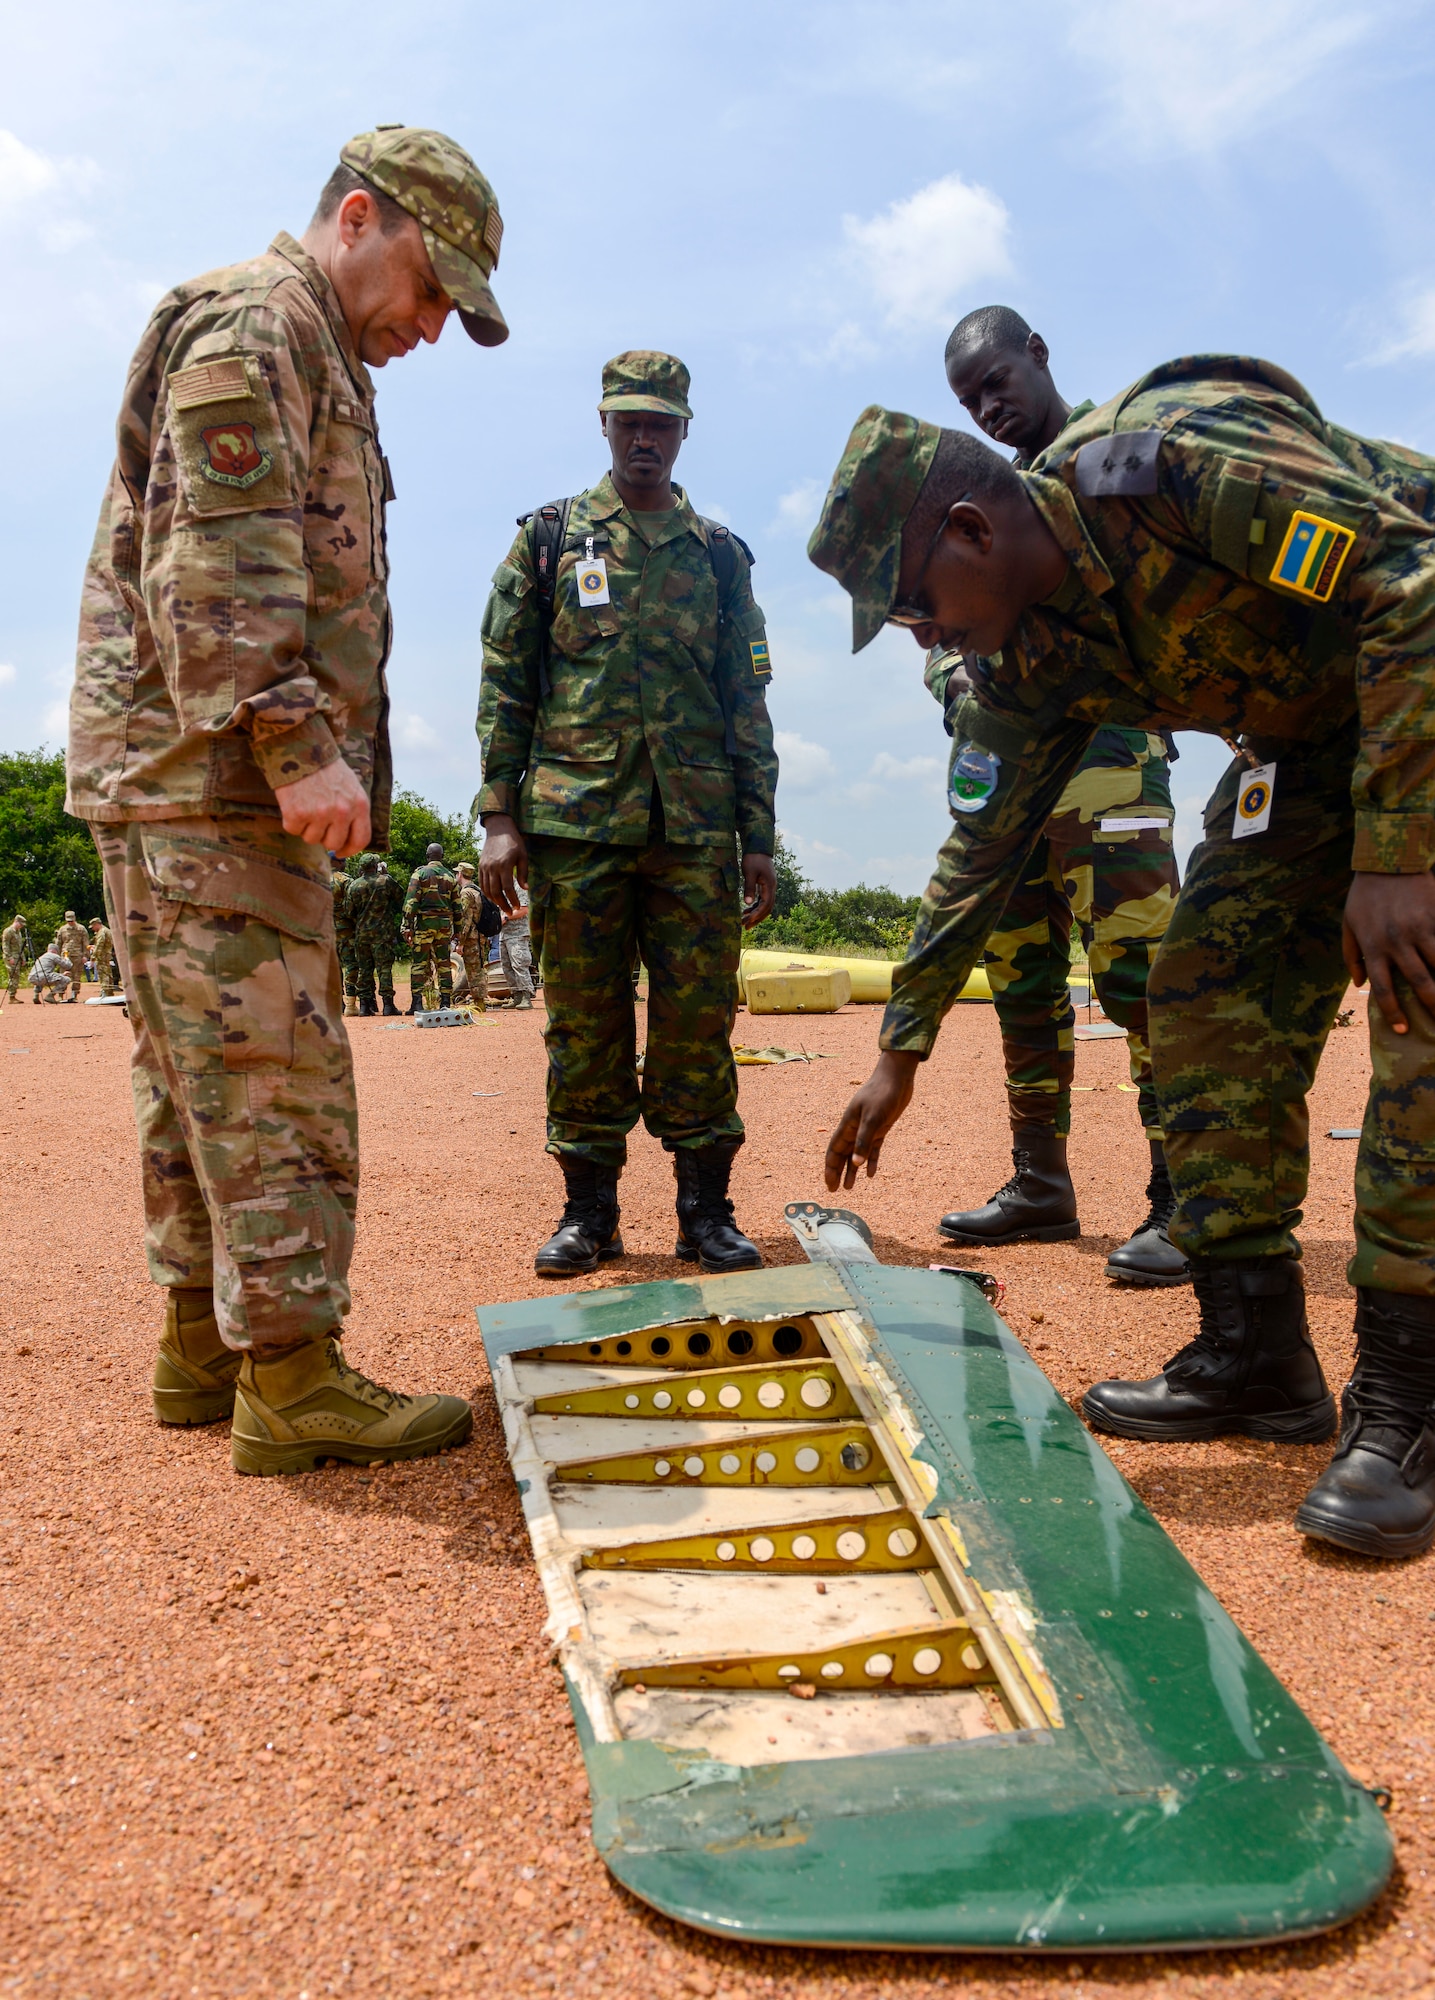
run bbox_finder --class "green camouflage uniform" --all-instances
[2,920,30,1001]
[90,922,117,994]
[927,646,1177,1134]
[349,864,404,1005]
[332,871,359,1003]
[808,361,1435,1296]
[476,355,777,1167]
[403,861,460,1008]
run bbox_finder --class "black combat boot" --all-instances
[1296,1291,1435,1559]
[406,991,424,1015]
[358,995,378,1017]
[938,1128,1079,1246]
[381,996,400,1016]
[1105,1140,1190,1286]
[673,1141,763,1272]
[534,1161,624,1278]
[1083,1254,1337,1442]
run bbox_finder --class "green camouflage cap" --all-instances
[807,405,942,652]
[598,351,693,420]
[340,125,508,348]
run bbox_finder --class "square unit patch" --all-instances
[1271,510,1354,602]
[749,640,771,678]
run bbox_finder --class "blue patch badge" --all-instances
[949,743,1001,815]
[749,640,771,678]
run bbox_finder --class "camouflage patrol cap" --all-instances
[340,126,508,348]
[64,910,76,921]
[598,351,693,421]
[807,405,942,652]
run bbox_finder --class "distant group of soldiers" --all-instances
[331,843,534,1017]
[3,909,117,1004]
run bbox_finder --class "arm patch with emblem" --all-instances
[1074,428,1164,497]
[749,640,771,678]
[1269,509,1355,602]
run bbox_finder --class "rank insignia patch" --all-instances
[750,640,771,678]
[199,422,273,490]
[1271,510,1354,602]
[949,743,1001,815]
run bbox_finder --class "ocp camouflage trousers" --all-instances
[3,958,22,1001]
[1151,732,1435,1295]
[353,938,397,1003]
[454,939,488,1008]
[408,931,453,1007]
[983,745,1178,1134]
[528,834,743,1167]
[91,815,358,1352]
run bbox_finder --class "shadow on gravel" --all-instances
[1125,1440,1343,1526]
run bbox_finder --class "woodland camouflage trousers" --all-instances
[528,834,743,1167]
[1151,733,1435,1294]
[92,815,357,1352]
[983,736,1178,1135]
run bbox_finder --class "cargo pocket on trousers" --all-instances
[214,924,297,1069]
[220,1190,331,1316]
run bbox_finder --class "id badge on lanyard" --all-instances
[1232,762,1276,839]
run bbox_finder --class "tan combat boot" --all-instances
[231,1336,472,1476]
[153,1287,243,1426]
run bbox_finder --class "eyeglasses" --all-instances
[886,494,970,628]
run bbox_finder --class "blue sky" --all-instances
[3,0,1434,890]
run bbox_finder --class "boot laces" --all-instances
[991,1148,1032,1202]
[1166,1276,1244,1380]
[1133,1161,1178,1237]
[331,1341,409,1412]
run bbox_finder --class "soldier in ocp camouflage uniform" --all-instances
[931,307,1183,1283]
[66,126,500,1490]
[810,360,1435,1561]
[402,844,460,1011]
[57,911,89,1002]
[89,917,118,995]
[348,853,405,1014]
[2,916,30,1002]
[332,864,359,1015]
[478,351,778,1275]
[452,863,490,1010]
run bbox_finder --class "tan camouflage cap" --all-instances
[340,126,508,348]
[598,351,693,420]
[807,405,942,652]
[64,910,76,921]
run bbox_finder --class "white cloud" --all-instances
[0,128,98,224]
[41,698,69,742]
[395,710,442,753]
[842,174,1013,331]
[784,827,848,862]
[868,751,943,786]
[1366,287,1435,365]
[774,729,837,789]
[1067,1,1369,156]
[0,663,16,687]
[770,478,827,539]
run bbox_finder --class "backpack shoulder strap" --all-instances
[518,497,574,699]
[700,519,756,756]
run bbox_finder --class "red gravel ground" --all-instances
[0,982,1429,2000]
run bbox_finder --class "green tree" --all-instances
[0,750,104,946]
[353,790,479,887]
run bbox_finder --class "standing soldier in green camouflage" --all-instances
[2,915,30,1002]
[402,843,460,1011]
[348,854,404,1014]
[57,911,89,1003]
[810,360,1435,1561]
[452,862,491,1011]
[332,862,360,1016]
[932,309,1184,1284]
[478,352,778,1275]
[89,916,118,995]
[66,126,502,1480]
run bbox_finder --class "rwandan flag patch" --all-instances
[1270,510,1355,602]
[749,640,772,678]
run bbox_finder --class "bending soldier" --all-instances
[812,360,1435,1562]
[66,126,503,1477]
[29,945,68,1004]
[932,308,1183,1285]
[478,350,777,1276]
[403,843,460,1012]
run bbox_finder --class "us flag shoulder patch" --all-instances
[1270,510,1355,602]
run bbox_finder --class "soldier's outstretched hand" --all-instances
[480,812,529,918]
[824,1050,920,1189]
[1344,871,1435,1034]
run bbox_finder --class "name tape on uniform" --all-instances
[575,557,610,607]
[1098,816,1171,833]
[1233,761,1276,839]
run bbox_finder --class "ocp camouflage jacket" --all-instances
[68,233,394,840]
[475,476,777,852]
[884,355,1435,1055]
